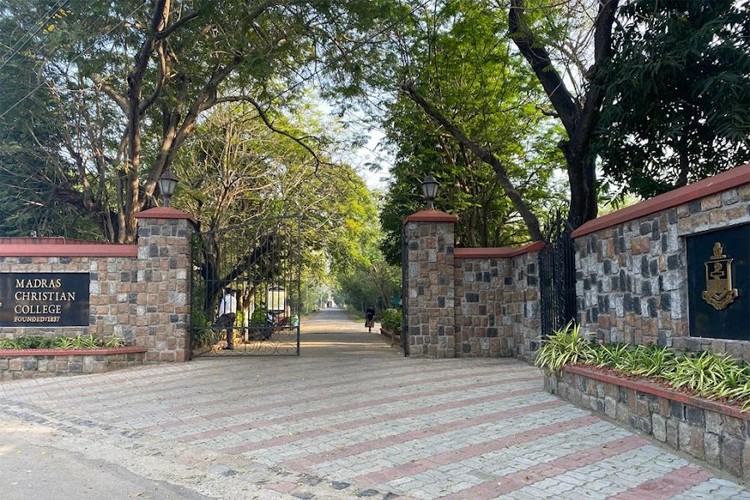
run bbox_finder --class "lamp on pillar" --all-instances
[421,174,439,210]
[157,169,178,207]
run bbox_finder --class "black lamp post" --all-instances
[157,169,178,207]
[421,174,439,210]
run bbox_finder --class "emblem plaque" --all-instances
[687,223,748,341]
[702,242,738,310]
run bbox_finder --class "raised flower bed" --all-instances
[0,345,147,380]
[536,323,749,480]
[545,365,748,480]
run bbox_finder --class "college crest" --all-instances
[702,242,739,310]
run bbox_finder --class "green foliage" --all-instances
[104,336,125,348]
[595,0,750,198]
[249,307,268,326]
[0,334,127,350]
[380,308,402,333]
[336,259,401,313]
[378,0,565,260]
[538,326,750,411]
[534,322,594,374]
[0,0,395,242]
[189,307,216,349]
[626,345,677,379]
[661,352,749,404]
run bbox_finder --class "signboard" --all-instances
[687,224,749,340]
[267,286,286,312]
[0,273,90,327]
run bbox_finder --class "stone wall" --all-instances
[403,211,542,359]
[404,211,457,358]
[572,164,750,360]
[546,365,749,480]
[136,212,192,362]
[0,347,147,380]
[0,207,193,363]
[454,244,542,360]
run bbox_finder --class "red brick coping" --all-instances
[0,239,137,257]
[454,241,545,259]
[0,346,148,357]
[572,163,750,238]
[565,364,748,421]
[403,209,459,224]
[135,207,196,223]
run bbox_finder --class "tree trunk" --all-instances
[509,0,620,230]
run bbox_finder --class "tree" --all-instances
[0,5,100,238]
[508,0,620,228]
[0,0,390,242]
[594,0,750,199]
[322,0,613,240]
[172,101,378,315]
[359,0,565,249]
[378,96,564,263]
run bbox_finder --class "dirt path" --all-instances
[300,308,401,358]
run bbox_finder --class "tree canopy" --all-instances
[594,0,750,199]
[0,0,390,242]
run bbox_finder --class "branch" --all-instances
[401,82,544,243]
[216,96,323,172]
[153,10,200,39]
[573,0,619,150]
[508,0,579,136]
[139,39,170,115]
[92,78,128,114]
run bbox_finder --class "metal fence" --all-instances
[539,211,577,339]
[189,216,301,356]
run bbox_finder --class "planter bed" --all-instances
[0,346,147,380]
[545,364,749,480]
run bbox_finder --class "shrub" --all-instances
[536,322,750,411]
[380,308,402,333]
[534,321,594,374]
[0,334,126,350]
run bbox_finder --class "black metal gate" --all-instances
[190,216,301,356]
[539,210,577,338]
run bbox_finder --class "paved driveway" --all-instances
[0,310,747,499]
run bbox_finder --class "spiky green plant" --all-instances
[534,322,594,373]
[104,336,125,348]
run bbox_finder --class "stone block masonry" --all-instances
[0,207,193,365]
[403,210,542,359]
[404,211,457,358]
[454,245,542,360]
[572,163,750,360]
[546,365,750,480]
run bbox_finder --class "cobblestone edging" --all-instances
[545,365,749,480]
[0,346,147,380]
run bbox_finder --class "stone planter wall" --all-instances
[0,346,147,380]
[545,365,749,480]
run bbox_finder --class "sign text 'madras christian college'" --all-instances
[0,273,90,327]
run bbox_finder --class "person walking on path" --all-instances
[215,288,237,350]
[365,305,375,333]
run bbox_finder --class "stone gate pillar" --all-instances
[135,207,194,362]
[403,210,458,358]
